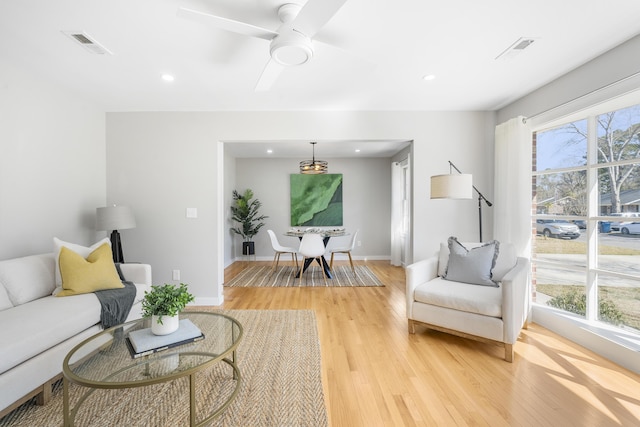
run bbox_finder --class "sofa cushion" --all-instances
[0,253,56,306]
[53,237,110,288]
[0,293,101,375]
[438,240,517,282]
[57,244,123,297]
[0,284,13,311]
[444,237,499,287]
[414,277,502,318]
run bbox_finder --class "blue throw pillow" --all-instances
[443,237,500,287]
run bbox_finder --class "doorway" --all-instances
[391,153,411,266]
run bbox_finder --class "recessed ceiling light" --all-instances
[267,149,273,154]
[161,74,175,82]
[355,149,361,153]
[422,74,436,81]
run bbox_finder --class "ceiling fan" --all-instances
[177,0,348,91]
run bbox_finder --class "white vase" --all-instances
[151,314,179,335]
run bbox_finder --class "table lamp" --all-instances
[96,205,136,263]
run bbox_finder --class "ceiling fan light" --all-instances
[273,45,312,65]
[270,30,313,66]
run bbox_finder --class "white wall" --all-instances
[231,157,392,261]
[106,111,496,305]
[0,60,106,259]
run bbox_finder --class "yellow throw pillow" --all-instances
[56,244,124,297]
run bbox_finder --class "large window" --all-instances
[533,104,640,333]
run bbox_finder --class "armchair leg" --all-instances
[408,320,416,334]
[329,252,335,270]
[505,343,514,363]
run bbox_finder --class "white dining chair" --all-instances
[298,233,327,285]
[329,230,358,277]
[267,230,298,274]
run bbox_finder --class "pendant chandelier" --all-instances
[299,141,328,174]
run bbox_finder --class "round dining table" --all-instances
[285,229,347,279]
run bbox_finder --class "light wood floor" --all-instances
[222,260,640,426]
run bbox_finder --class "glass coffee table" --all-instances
[62,311,242,427]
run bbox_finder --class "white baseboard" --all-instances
[191,296,223,307]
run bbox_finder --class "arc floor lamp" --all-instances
[430,160,493,242]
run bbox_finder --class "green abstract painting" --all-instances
[290,174,343,226]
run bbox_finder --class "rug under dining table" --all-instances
[224,264,385,287]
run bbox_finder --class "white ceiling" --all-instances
[3,1,640,159]
[3,0,640,114]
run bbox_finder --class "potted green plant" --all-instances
[230,189,268,256]
[141,283,195,335]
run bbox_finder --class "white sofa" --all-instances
[0,252,151,417]
[406,240,530,362]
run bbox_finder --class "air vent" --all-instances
[495,37,537,60]
[62,31,112,55]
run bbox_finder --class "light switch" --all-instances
[186,208,197,218]
[172,269,180,280]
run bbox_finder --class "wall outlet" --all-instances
[172,269,180,280]
[357,240,362,247]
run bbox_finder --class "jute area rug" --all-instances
[225,264,384,287]
[0,309,327,427]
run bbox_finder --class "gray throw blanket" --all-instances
[94,264,137,328]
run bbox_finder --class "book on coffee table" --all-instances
[126,318,204,358]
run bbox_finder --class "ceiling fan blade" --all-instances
[293,0,348,38]
[177,7,277,41]
[254,59,284,92]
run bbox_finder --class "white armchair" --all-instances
[406,240,530,362]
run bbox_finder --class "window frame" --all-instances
[532,104,640,325]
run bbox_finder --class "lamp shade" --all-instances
[96,206,136,231]
[430,174,473,199]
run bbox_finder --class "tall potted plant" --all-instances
[230,189,268,256]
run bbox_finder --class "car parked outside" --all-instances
[620,222,640,235]
[573,220,586,229]
[536,219,581,239]
[610,212,640,231]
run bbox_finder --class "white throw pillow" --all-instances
[0,285,12,311]
[53,237,111,291]
[491,243,517,282]
[0,254,56,305]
